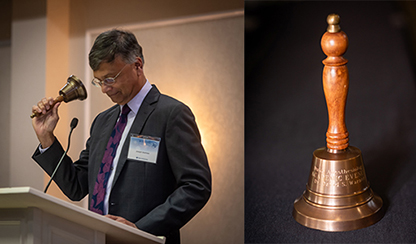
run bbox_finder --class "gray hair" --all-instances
[89,29,144,71]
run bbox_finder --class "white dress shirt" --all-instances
[103,80,152,214]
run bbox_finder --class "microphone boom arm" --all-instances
[44,118,78,193]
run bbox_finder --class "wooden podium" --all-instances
[0,187,165,244]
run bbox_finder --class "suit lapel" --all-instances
[112,85,160,187]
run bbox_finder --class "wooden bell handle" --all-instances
[30,95,65,118]
[321,14,349,151]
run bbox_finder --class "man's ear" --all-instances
[135,57,143,70]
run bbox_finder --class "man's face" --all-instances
[93,56,144,105]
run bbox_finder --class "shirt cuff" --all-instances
[38,144,50,154]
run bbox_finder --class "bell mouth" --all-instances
[293,146,384,231]
[59,75,87,102]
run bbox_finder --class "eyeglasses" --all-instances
[91,64,128,87]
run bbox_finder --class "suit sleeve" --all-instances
[135,103,212,235]
[32,134,92,201]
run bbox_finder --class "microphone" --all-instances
[44,118,78,193]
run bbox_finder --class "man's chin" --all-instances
[109,97,126,105]
[108,94,119,104]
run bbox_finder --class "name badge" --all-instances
[128,134,161,164]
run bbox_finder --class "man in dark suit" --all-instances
[31,29,211,244]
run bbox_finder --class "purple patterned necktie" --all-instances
[90,105,131,214]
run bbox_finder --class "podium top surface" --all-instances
[0,187,165,244]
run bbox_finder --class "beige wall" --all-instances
[3,0,244,243]
[9,0,47,190]
[0,44,11,188]
[69,0,242,35]
[0,0,12,188]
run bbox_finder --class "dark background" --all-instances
[245,1,416,243]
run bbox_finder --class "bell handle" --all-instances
[30,95,65,118]
[321,14,349,151]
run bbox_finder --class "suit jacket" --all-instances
[33,85,211,243]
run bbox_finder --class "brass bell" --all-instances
[30,75,87,118]
[292,14,384,231]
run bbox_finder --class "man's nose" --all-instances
[101,83,112,93]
